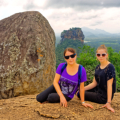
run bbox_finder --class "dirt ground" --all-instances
[0,93,120,120]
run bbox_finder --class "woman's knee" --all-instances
[47,93,60,103]
[36,94,43,103]
[47,94,54,103]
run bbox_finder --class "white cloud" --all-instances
[34,0,46,7]
[0,0,26,20]
[45,7,120,34]
[0,0,120,35]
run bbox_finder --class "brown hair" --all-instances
[64,48,76,56]
[96,44,109,60]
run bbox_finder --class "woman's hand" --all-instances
[82,102,93,109]
[60,96,67,107]
[102,103,115,113]
[53,73,67,107]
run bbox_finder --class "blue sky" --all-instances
[0,0,120,35]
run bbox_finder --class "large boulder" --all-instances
[0,11,56,99]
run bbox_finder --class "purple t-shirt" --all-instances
[56,63,87,99]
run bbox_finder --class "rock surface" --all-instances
[60,28,85,43]
[0,11,56,99]
[0,93,120,120]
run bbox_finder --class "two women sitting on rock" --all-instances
[36,45,116,113]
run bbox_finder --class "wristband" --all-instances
[107,102,111,104]
[81,101,85,104]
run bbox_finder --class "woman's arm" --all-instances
[53,73,67,107]
[80,82,85,103]
[102,78,115,113]
[84,77,97,91]
[107,78,113,103]
[53,73,63,97]
[80,82,93,108]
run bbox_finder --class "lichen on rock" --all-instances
[0,11,56,99]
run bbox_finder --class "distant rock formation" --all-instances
[0,11,56,99]
[60,28,85,43]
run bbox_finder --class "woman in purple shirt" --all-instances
[36,48,93,108]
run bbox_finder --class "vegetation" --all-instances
[85,37,120,52]
[55,36,61,47]
[61,28,81,34]
[108,47,120,91]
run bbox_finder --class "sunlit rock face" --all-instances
[0,11,56,99]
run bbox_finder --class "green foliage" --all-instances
[71,27,81,30]
[116,71,120,91]
[77,45,98,66]
[55,36,61,47]
[108,47,120,91]
[77,45,99,85]
[85,37,120,52]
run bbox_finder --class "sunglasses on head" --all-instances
[96,53,107,57]
[64,53,76,59]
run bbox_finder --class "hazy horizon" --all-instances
[55,27,120,37]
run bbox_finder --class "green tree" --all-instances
[77,45,99,85]
[108,47,120,91]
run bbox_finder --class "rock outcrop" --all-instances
[0,11,56,99]
[60,28,85,43]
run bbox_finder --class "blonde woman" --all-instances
[77,45,116,112]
